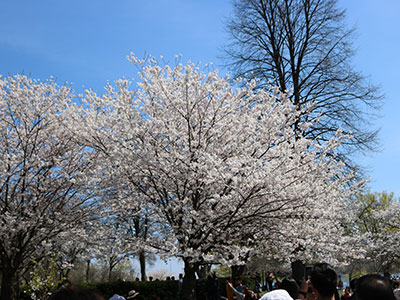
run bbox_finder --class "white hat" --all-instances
[260,289,294,300]
[126,290,139,299]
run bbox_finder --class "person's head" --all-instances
[261,289,293,300]
[280,278,300,299]
[234,277,242,286]
[350,278,358,292]
[309,263,337,299]
[355,274,395,300]
[48,288,104,300]
[243,286,256,299]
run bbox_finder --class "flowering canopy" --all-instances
[0,75,100,300]
[78,54,357,268]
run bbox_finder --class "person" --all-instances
[354,274,396,300]
[259,289,293,300]
[254,273,262,294]
[48,288,104,300]
[226,279,245,300]
[267,271,275,292]
[109,293,125,300]
[234,277,245,293]
[393,281,400,300]
[341,286,350,300]
[308,263,339,300]
[280,279,300,299]
[243,286,257,300]
[126,290,139,300]
[259,278,300,300]
[206,273,220,300]
[304,286,316,300]
[348,278,357,300]
[226,279,235,300]
[178,273,184,300]
[337,277,344,293]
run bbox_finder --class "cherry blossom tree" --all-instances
[111,202,156,281]
[349,191,400,273]
[371,199,400,272]
[53,223,102,280]
[77,54,359,300]
[0,75,100,300]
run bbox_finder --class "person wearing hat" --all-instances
[126,290,139,300]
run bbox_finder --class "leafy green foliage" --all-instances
[22,257,65,300]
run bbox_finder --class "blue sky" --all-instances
[341,0,400,198]
[1,0,399,274]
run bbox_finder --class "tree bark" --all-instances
[181,260,198,300]
[291,260,305,284]
[108,261,113,282]
[1,266,20,300]
[86,259,91,282]
[139,251,147,281]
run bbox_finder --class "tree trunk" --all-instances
[291,260,305,284]
[231,265,246,279]
[108,262,113,282]
[1,266,20,300]
[348,264,355,281]
[139,251,147,281]
[181,260,198,300]
[86,259,91,282]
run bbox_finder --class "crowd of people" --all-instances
[224,263,399,300]
[46,264,400,300]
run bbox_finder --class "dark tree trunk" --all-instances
[1,266,20,300]
[348,264,355,281]
[181,260,198,300]
[291,260,305,284]
[108,262,113,282]
[107,256,115,282]
[139,251,147,281]
[231,265,246,279]
[86,259,91,282]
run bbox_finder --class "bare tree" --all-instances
[224,0,382,170]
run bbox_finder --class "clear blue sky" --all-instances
[1,0,399,274]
